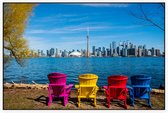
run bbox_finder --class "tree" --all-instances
[130,4,164,31]
[4,4,36,66]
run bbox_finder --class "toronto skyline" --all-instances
[34,39,163,58]
[24,3,164,52]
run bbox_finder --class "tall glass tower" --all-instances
[112,41,117,54]
[92,46,96,56]
[86,27,90,57]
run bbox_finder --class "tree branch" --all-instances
[5,35,24,66]
[130,4,164,31]
[140,5,164,31]
[160,3,165,8]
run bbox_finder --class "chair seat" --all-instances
[47,72,73,107]
[51,93,69,97]
[103,75,128,109]
[75,74,99,107]
[78,95,96,98]
[129,75,152,107]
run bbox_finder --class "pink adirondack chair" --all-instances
[47,72,73,106]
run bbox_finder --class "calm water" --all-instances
[4,57,165,88]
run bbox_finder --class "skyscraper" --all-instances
[92,46,96,56]
[148,50,152,56]
[98,47,101,52]
[151,47,156,56]
[55,48,58,57]
[122,48,128,57]
[110,43,113,56]
[138,48,142,57]
[102,47,105,56]
[98,51,102,57]
[106,48,109,56]
[63,50,68,57]
[47,50,50,57]
[86,27,90,57]
[144,49,148,56]
[128,48,137,56]
[126,40,130,49]
[37,49,41,57]
[112,41,116,54]
[117,46,121,56]
[143,44,146,49]
[112,41,116,49]
[50,48,55,57]
[155,49,161,56]
[41,50,44,57]
[123,41,126,48]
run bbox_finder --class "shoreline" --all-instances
[11,56,165,59]
[3,82,165,94]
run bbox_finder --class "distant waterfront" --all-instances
[26,40,164,58]
[4,57,164,88]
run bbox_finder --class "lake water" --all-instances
[4,57,165,88]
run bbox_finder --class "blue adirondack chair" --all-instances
[129,74,152,107]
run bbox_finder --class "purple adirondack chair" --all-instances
[47,72,73,106]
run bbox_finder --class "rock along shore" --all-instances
[3,82,165,94]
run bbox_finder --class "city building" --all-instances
[86,27,90,57]
[69,51,81,57]
[50,48,55,57]
[92,46,96,56]
[155,49,161,56]
[128,48,138,57]
[122,48,128,57]
[151,47,156,56]
[34,40,163,58]
[138,48,142,57]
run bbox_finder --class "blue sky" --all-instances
[24,3,164,52]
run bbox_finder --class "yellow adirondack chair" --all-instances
[75,74,99,107]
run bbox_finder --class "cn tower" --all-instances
[86,27,89,57]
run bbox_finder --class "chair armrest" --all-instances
[149,88,152,92]
[126,85,133,90]
[75,85,79,89]
[66,84,73,89]
[66,84,73,94]
[126,85,134,106]
[132,85,151,88]
[126,85,134,96]
[132,85,152,93]
[103,86,109,95]
[127,85,133,92]
[96,86,99,90]
[103,86,108,90]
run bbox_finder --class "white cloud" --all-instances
[91,32,144,39]
[26,24,141,35]
[27,29,73,34]
[26,25,111,34]
[110,25,142,29]
[32,14,87,23]
[80,4,129,7]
